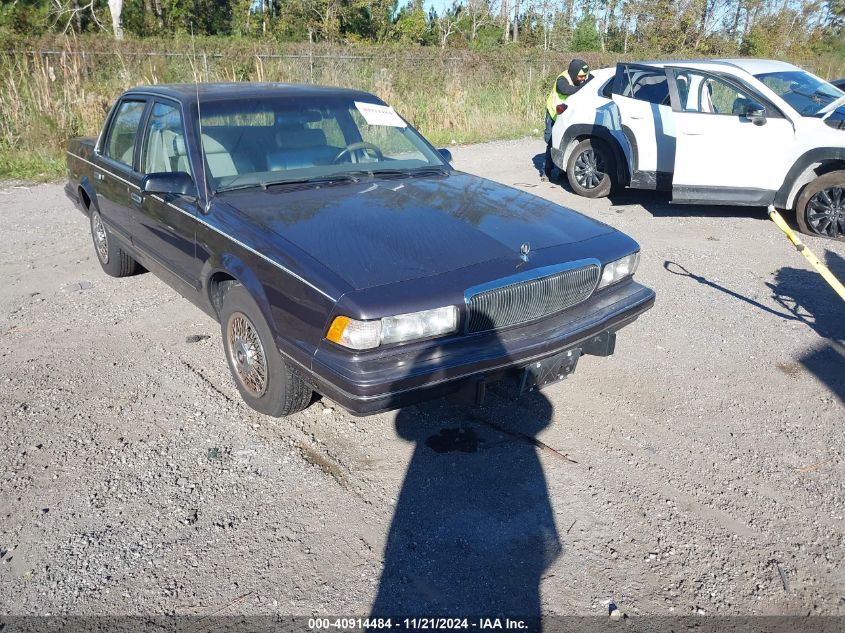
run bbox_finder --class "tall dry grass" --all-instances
[1,36,843,180]
[0,38,626,179]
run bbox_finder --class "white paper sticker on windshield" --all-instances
[354,101,407,128]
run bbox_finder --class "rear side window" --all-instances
[619,67,670,105]
[105,100,146,168]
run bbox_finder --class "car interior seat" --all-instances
[634,78,669,105]
[266,110,340,171]
[166,133,191,174]
[202,133,254,179]
[144,126,168,173]
[113,133,135,165]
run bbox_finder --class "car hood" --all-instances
[219,172,615,290]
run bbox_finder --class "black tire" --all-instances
[795,171,845,241]
[89,209,141,277]
[219,283,312,417]
[565,138,616,198]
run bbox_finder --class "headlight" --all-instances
[598,252,639,289]
[326,306,459,350]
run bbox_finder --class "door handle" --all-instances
[629,115,644,120]
[130,192,143,205]
[94,172,105,181]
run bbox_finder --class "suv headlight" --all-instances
[598,252,639,289]
[326,306,459,350]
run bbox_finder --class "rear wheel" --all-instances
[566,139,616,198]
[89,209,141,277]
[220,284,312,417]
[796,171,845,241]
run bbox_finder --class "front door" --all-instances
[667,66,796,205]
[134,99,201,291]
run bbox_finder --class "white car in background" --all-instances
[550,59,845,240]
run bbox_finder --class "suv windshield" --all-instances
[755,70,845,117]
[198,96,447,192]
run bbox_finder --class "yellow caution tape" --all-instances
[768,205,845,302]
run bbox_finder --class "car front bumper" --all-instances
[304,280,655,416]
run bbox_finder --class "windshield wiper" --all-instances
[261,174,360,189]
[409,166,450,176]
[345,166,450,179]
[345,168,413,179]
[216,182,262,193]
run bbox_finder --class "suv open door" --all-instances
[610,63,676,190]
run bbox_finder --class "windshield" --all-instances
[197,96,448,192]
[755,70,845,117]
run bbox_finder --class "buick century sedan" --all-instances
[65,83,655,417]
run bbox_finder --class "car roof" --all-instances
[123,82,380,105]
[600,58,801,76]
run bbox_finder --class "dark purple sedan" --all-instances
[65,83,655,416]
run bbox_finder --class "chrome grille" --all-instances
[465,263,600,333]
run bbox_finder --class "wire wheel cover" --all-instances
[92,212,109,263]
[227,312,268,397]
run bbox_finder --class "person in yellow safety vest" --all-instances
[542,59,590,181]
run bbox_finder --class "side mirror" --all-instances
[438,148,453,164]
[744,101,767,126]
[141,171,197,198]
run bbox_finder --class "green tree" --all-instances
[570,13,601,50]
[393,6,429,43]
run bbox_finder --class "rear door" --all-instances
[134,99,202,291]
[667,66,795,205]
[610,63,676,189]
[95,98,149,242]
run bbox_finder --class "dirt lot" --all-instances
[1,137,844,620]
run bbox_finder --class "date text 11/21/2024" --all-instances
[307,617,530,630]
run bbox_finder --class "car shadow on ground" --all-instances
[663,260,799,321]
[370,320,563,625]
[767,250,845,403]
[664,252,845,403]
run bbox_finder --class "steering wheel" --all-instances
[332,142,384,164]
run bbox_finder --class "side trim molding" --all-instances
[66,150,336,302]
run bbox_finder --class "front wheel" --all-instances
[220,284,312,417]
[796,171,845,241]
[565,139,616,198]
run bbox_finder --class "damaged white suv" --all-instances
[550,59,845,240]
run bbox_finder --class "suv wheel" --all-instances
[566,139,616,198]
[796,171,845,241]
[219,283,313,417]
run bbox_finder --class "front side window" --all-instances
[672,70,756,115]
[198,96,447,192]
[141,101,191,176]
[105,100,146,168]
[755,70,844,117]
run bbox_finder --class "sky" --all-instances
[422,0,451,16]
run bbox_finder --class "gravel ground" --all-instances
[1,137,844,619]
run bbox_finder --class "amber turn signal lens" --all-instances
[326,316,351,344]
